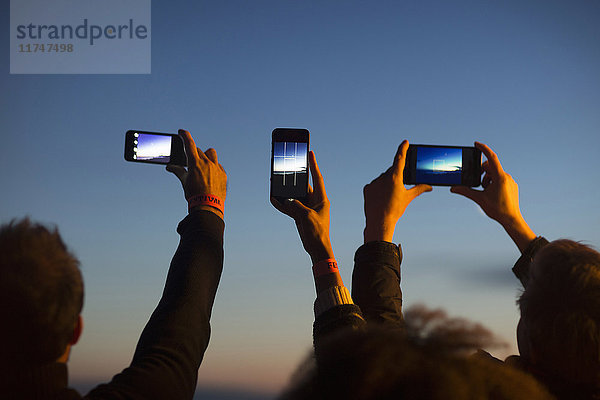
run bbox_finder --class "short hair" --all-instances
[0,218,84,364]
[281,306,554,400]
[518,239,600,387]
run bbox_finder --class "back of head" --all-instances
[282,306,555,400]
[518,239,600,391]
[0,218,83,365]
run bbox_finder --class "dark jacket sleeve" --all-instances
[351,241,404,329]
[511,237,549,288]
[85,210,224,400]
[313,304,366,342]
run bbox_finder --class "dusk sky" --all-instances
[2,1,600,398]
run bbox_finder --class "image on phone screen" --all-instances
[133,132,172,163]
[271,141,308,199]
[415,146,462,185]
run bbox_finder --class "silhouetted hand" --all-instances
[450,142,536,252]
[363,140,432,243]
[167,129,227,218]
[271,151,334,264]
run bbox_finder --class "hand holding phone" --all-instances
[450,142,536,252]
[269,128,334,263]
[363,140,432,243]
[270,128,309,202]
[270,150,334,265]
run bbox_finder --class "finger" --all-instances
[205,148,218,164]
[392,140,409,175]
[409,184,433,199]
[166,164,187,185]
[450,185,484,205]
[178,129,204,163]
[288,199,312,215]
[195,147,211,164]
[270,197,310,220]
[270,196,294,217]
[308,151,327,198]
[482,160,490,173]
[475,141,503,175]
[307,183,314,196]
[482,172,492,188]
[368,171,387,187]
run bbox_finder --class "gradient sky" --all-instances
[2,0,600,396]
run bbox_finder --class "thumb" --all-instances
[450,186,483,205]
[166,164,187,185]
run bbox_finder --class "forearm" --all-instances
[307,240,337,295]
[364,222,395,243]
[136,210,224,358]
[500,215,537,254]
[88,210,224,399]
[315,271,344,294]
[352,241,404,328]
[312,257,366,343]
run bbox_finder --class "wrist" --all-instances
[189,205,224,220]
[308,244,334,265]
[314,285,353,317]
[314,268,344,295]
[500,216,536,253]
[187,193,224,215]
[498,212,524,229]
[364,221,395,243]
[312,258,339,278]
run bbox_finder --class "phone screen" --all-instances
[415,146,463,185]
[134,133,173,163]
[404,144,481,186]
[270,128,309,201]
[124,130,187,166]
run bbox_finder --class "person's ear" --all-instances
[70,315,83,345]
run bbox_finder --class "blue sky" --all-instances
[2,0,600,396]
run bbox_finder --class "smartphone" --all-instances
[270,128,310,202]
[403,144,482,187]
[124,130,187,166]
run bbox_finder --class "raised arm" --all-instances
[450,142,537,253]
[271,151,365,341]
[353,140,431,327]
[86,129,227,399]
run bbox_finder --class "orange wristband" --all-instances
[312,259,339,278]
[187,194,224,214]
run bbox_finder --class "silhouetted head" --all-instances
[0,218,84,365]
[518,239,600,392]
[282,306,554,400]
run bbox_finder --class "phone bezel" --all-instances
[270,128,310,202]
[124,130,187,166]
[403,144,481,187]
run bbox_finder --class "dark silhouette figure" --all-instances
[281,306,555,400]
[0,129,227,399]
